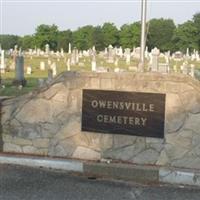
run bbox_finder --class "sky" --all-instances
[1,0,200,36]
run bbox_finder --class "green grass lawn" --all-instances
[1,54,200,97]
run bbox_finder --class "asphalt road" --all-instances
[0,164,200,200]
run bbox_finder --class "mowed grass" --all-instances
[1,53,200,97]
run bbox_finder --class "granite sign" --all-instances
[82,89,166,138]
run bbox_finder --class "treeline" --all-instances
[1,12,200,53]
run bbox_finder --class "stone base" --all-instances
[2,72,200,171]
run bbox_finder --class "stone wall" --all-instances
[2,71,200,170]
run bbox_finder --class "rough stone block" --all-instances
[16,99,53,123]
[165,93,186,133]
[32,138,49,148]
[157,150,169,166]
[90,78,100,89]
[184,113,200,134]
[56,116,81,140]
[131,149,160,164]
[42,83,66,99]
[22,146,38,154]
[180,90,200,114]
[159,168,195,186]
[113,135,137,148]
[100,78,113,89]
[72,146,101,160]
[4,143,22,153]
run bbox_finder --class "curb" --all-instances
[83,162,159,184]
[0,154,83,172]
[0,154,200,187]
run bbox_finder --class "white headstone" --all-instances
[67,59,71,71]
[51,62,57,77]
[196,51,200,61]
[125,48,131,65]
[61,48,64,57]
[186,48,190,58]
[45,44,50,55]
[107,45,114,63]
[151,47,160,72]
[40,61,45,71]
[181,62,189,75]
[145,46,149,58]
[114,58,119,67]
[0,50,5,73]
[68,43,71,54]
[26,66,32,75]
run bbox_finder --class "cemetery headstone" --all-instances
[40,61,45,71]
[68,43,72,54]
[61,48,64,57]
[26,66,32,75]
[181,62,189,75]
[107,45,114,63]
[173,51,183,61]
[145,46,149,58]
[125,48,131,65]
[47,69,53,83]
[51,62,57,77]
[13,55,26,86]
[45,44,50,55]
[151,47,160,72]
[114,58,119,67]
[67,59,71,71]
[0,50,5,73]
[133,47,140,59]
[186,48,190,59]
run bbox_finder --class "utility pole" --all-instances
[138,0,147,72]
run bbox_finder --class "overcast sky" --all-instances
[1,0,200,36]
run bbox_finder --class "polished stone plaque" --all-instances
[82,89,166,138]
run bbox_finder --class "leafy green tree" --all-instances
[72,25,95,50]
[57,30,72,51]
[119,22,141,49]
[34,24,59,50]
[92,26,105,51]
[193,12,200,50]
[101,23,119,47]
[147,18,176,51]
[0,35,21,50]
[172,21,198,52]
[19,35,36,50]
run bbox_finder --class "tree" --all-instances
[119,22,141,49]
[72,25,95,50]
[147,18,176,51]
[92,26,105,51]
[19,35,36,50]
[57,30,72,51]
[101,23,119,47]
[34,24,59,50]
[193,12,200,50]
[0,35,21,50]
[172,21,198,52]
